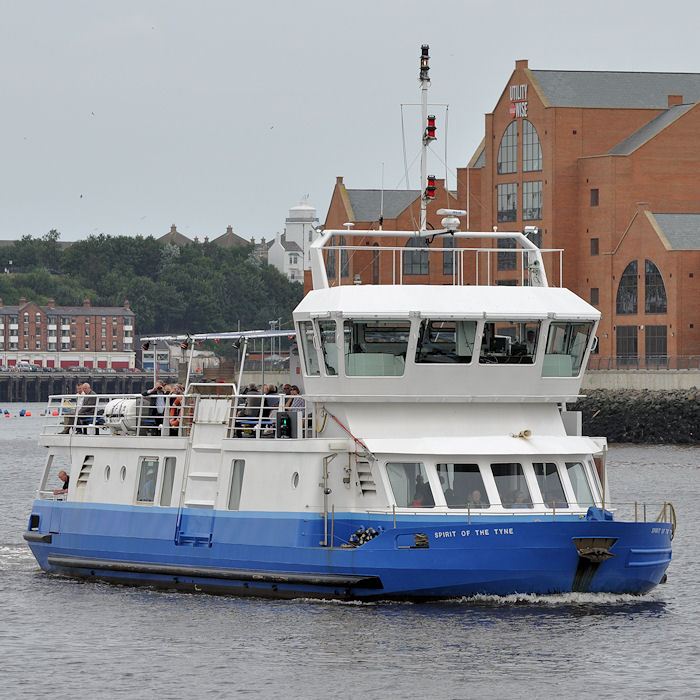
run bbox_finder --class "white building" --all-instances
[268,200,320,282]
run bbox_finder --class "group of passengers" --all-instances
[59,382,97,434]
[236,383,305,437]
[141,381,185,435]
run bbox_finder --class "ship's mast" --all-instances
[419,44,436,232]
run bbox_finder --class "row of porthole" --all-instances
[104,465,127,482]
[103,465,301,488]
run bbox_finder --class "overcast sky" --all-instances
[1,0,698,244]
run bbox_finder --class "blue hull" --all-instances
[25,501,673,599]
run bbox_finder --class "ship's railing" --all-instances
[226,390,314,439]
[587,355,700,370]
[363,500,676,529]
[41,393,196,437]
[320,243,564,288]
[41,390,316,441]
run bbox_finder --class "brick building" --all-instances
[0,297,135,369]
[322,61,700,365]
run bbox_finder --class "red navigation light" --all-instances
[141,341,150,351]
[425,175,437,200]
[426,115,436,141]
[180,340,189,350]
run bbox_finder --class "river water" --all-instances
[2,403,699,699]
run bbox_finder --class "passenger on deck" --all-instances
[60,383,84,433]
[142,381,167,431]
[511,491,530,508]
[285,385,305,412]
[243,384,263,417]
[53,470,69,495]
[169,385,183,436]
[76,383,98,433]
[263,384,279,417]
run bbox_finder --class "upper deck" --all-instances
[294,228,600,402]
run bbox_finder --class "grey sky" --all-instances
[1,0,698,243]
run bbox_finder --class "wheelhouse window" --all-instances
[136,457,159,503]
[403,236,429,276]
[228,459,245,510]
[523,181,542,220]
[298,320,320,376]
[533,462,568,508]
[542,321,594,377]
[492,462,532,508]
[437,463,488,508]
[387,462,434,508]
[497,183,517,223]
[566,462,594,507]
[479,321,541,364]
[343,320,409,376]
[644,260,667,314]
[616,261,638,315]
[497,122,517,174]
[522,120,542,171]
[415,320,476,364]
[317,320,339,375]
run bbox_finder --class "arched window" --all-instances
[403,236,429,276]
[644,260,667,314]
[616,261,638,315]
[522,120,542,171]
[497,122,517,174]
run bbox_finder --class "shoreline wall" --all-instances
[571,389,699,445]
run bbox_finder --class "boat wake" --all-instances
[0,543,39,572]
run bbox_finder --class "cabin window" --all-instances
[317,320,339,375]
[566,462,594,507]
[542,321,593,377]
[343,320,409,376]
[298,321,320,376]
[479,321,541,364]
[491,462,532,508]
[228,459,245,510]
[387,462,434,508]
[415,320,476,364]
[533,462,568,508]
[136,457,159,503]
[437,463,488,508]
[160,457,176,507]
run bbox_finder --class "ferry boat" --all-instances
[24,47,674,600]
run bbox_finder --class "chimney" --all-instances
[0,297,3,307]
[170,224,177,234]
[123,299,130,309]
[336,176,344,185]
[668,94,683,106]
[19,296,26,305]
[204,236,209,243]
[515,59,529,70]
[226,225,233,234]
[48,298,55,308]
[83,297,90,307]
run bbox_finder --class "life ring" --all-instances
[169,396,182,427]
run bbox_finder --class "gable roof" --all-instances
[608,103,695,155]
[211,226,249,248]
[346,189,420,222]
[652,213,700,250]
[531,70,700,109]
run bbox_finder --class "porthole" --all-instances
[120,466,127,481]
[104,465,111,481]
[291,472,299,488]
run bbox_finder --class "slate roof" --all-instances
[653,213,700,250]
[346,189,420,221]
[531,70,700,109]
[608,103,695,155]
